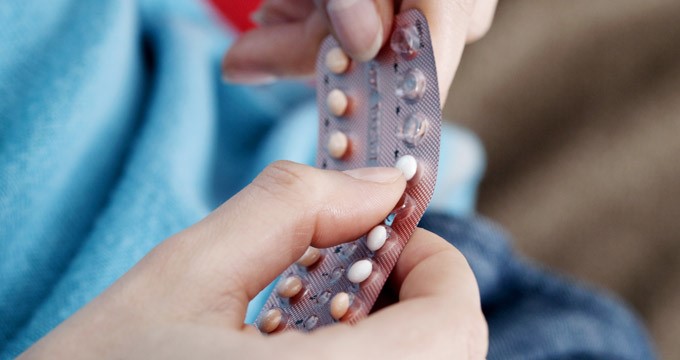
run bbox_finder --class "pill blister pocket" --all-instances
[257,9,441,332]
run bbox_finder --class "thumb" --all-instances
[399,0,485,103]
[143,161,406,326]
[323,0,480,104]
[323,0,394,62]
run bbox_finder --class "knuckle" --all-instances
[252,161,317,206]
[449,0,478,18]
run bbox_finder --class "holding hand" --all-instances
[223,0,497,103]
[21,162,487,359]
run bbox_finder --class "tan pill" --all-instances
[276,276,303,298]
[330,292,351,320]
[259,308,283,333]
[325,47,350,74]
[327,89,349,117]
[296,247,321,267]
[327,131,349,159]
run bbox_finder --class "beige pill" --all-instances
[327,131,349,159]
[327,89,349,117]
[325,47,350,74]
[296,247,321,267]
[276,276,303,298]
[330,292,351,320]
[259,308,283,333]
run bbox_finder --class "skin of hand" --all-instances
[222,0,498,105]
[20,162,487,359]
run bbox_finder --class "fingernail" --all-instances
[250,9,264,25]
[344,167,403,183]
[327,0,383,62]
[222,69,277,84]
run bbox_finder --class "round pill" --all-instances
[390,25,421,59]
[395,155,418,181]
[367,225,388,251]
[296,246,321,267]
[259,308,283,333]
[276,276,303,298]
[396,68,427,101]
[330,292,351,320]
[398,113,429,147]
[325,47,350,74]
[327,89,349,117]
[327,131,349,159]
[347,259,372,283]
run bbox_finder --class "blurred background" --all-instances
[442,0,680,358]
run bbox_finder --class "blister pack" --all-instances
[256,9,441,333]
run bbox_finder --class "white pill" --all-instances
[327,89,349,117]
[395,155,418,181]
[367,225,388,251]
[325,47,350,74]
[347,259,372,284]
[327,131,349,159]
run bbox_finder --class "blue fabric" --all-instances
[0,0,654,359]
[419,214,656,359]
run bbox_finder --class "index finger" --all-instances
[133,162,405,326]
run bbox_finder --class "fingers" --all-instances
[222,0,328,84]
[389,229,474,299]
[467,0,497,43]
[315,228,488,359]
[252,0,316,26]
[222,9,328,83]
[224,0,497,101]
[223,0,394,82]
[324,0,394,61]
[398,0,475,104]
[146,161,405,323]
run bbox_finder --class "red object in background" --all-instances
[209,0,262,32]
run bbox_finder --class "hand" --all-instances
[222,0,497,103]
[20,162,487,359]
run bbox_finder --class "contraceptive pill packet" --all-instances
[256,9,442,333]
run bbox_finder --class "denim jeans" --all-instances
[419,212,656,359]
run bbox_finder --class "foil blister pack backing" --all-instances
[257,9,442,333]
